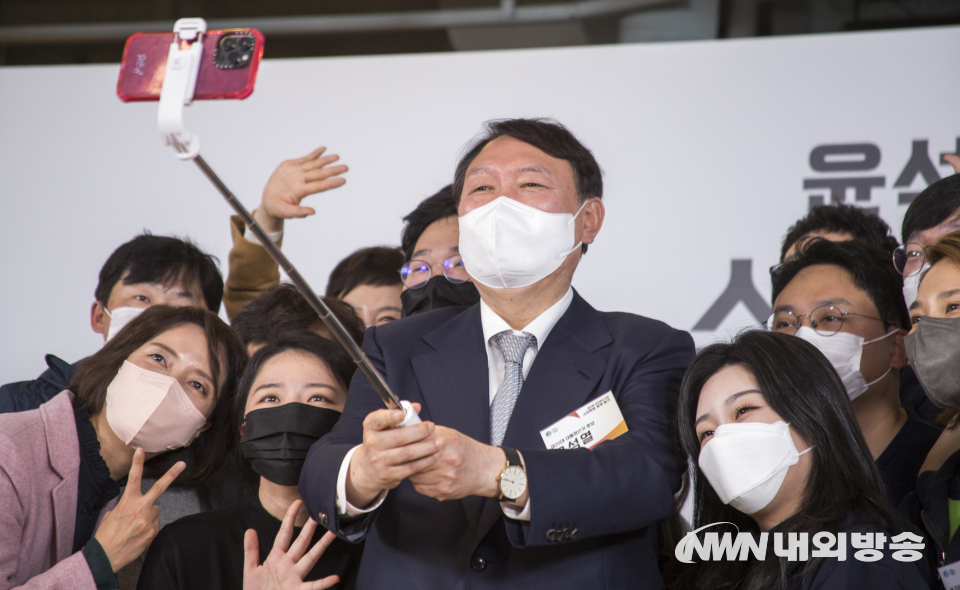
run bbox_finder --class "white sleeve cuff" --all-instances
[336,445,387,517]
[242,224,283,246]
[500,497,531,521]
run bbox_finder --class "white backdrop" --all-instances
[1,26,958,382]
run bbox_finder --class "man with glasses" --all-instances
[897,174,960,310]
[398,185,481,317]
[891,175,960,425]
[770,238,940,507]
[222,153,478,323]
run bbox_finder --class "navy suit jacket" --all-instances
[300,291,695,589]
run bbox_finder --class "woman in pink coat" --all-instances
[0,305,247,590]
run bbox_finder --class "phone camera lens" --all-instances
[215,33,255,70]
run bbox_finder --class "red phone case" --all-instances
[117,29,264,102]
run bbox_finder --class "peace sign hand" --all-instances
[94,448,184,572]
[243,500,340,590]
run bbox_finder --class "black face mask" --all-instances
[400,275,481,318]
[239,403,341,486]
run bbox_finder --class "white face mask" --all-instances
[902,262,932,309]
[698,421,813,515]
[795,326,896,401]
[105,360,207,452]
[458,196,587,289]
[104,306,146,341]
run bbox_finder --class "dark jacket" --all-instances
[778,515,930,590]
[139,501,362,590]
[0,355,76,414]
[300,291,696,590]
[903,447,960,582]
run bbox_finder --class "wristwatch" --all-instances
[496,447,527,501]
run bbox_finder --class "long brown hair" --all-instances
[69,305,248,484]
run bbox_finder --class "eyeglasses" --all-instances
[764,305,888,336]
[892,243,925,277]
[400,255,469,289]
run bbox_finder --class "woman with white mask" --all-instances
[676,330,927,590]
[0,305,248,590]
[901,230,960,581]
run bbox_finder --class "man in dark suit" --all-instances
[299,118,695,589]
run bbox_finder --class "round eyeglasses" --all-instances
[764,305,888,336]
[400,255,469,289]
[892,243,925,277]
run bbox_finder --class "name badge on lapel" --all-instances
[539,391,628,450]
[940,562,960,590]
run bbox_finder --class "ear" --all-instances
[889,329,909,370]
[91,301,108,338]
[579,197,605,246]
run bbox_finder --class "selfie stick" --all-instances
[156,18,420,427]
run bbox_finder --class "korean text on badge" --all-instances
[539,391,628,450]
[939,562,960,590]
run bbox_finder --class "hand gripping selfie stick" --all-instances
[154,18,420,427]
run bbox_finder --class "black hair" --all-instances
[70,305,248,485]
[324,246,404,299]
[902,174,960,244]
[94,233,223,314]
[232,331,357,427]
[230,331,356,498]
[676,330,898,590]
[401,185,458,263]
[452,118,602,255]
[780,204,898,262]
[231,283,365,348]
[771,239,910,331]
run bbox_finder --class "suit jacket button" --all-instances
[472,556,487,571]
[546,529,558,542]
[570,528,578,540]
[319,513,330,527]
[562,529,571,540]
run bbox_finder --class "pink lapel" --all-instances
[39,392,81,563]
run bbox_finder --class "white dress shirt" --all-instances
[480,287,574,405]
[336,287,575,521]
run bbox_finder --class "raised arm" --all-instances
[223,147,348,319]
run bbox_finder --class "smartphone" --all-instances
[117,29,264,102]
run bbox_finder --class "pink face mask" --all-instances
[105,361,208,452]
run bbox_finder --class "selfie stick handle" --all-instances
[191,155,420,426]
[157,18,206,160]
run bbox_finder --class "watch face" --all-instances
[499,465,527,500]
